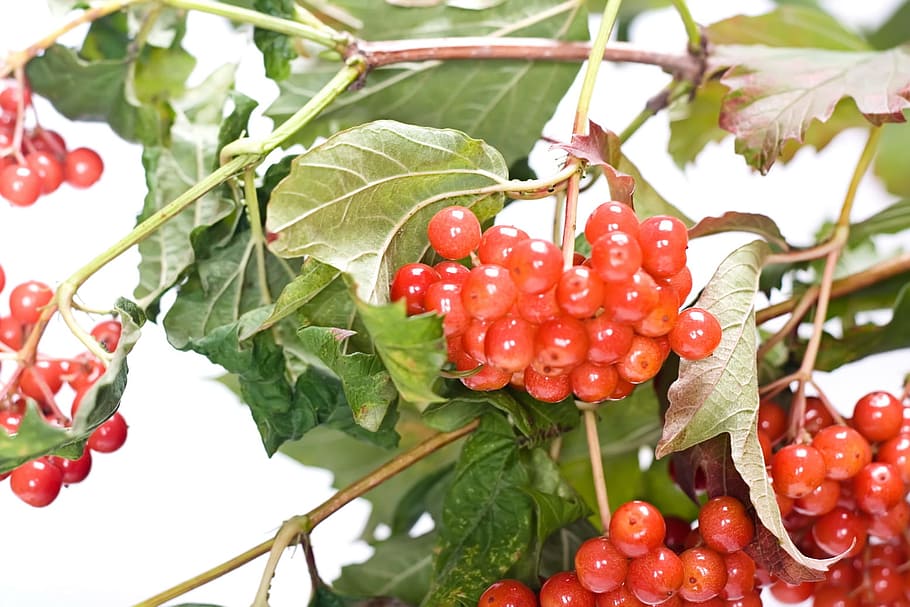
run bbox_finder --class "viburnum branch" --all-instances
[669,0,702,54]
[618,79,690,143]
[584,409,612,530]
[243,169,272,306]
[136,420,479,607]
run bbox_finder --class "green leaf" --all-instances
[709,44,910,172]
[538,518,600,578]
[668,82,729,168]
[688,211,789,252]
[655,241,838,576]
[813,282,910,371]
[267,0,587,166]
[255,258,341,333]
[424,414,532,606]
[253,0,296,81]
[355,299,447,406]
[26,44,165,145]
[297,326,397,432]
[266,120,508,302]
[867,0,910,49]
[334,532,437,605]
[874,119,910,198]
[640,455,699,521]
[0,300,143,473]
[849,197,910,246]
[134,65,243,310]
[390,464,453,534]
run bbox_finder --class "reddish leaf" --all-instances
[552,121,635,205]
[688,212,790,252]
[709,45,910,172]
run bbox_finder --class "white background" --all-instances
[0,1,907,606]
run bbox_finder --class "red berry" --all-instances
[590,231,643,282]
[668,308,721,361]
[28,129,67,158]
[585,201,640,244]
[51,448,93,484]
[477,579,537,607]
[852,461,904,514]
[434,261,470,285]
[585,316,634,365]
[865,499,910,540]
[90,319,123,353]
[460,363,511,392]
[602,270,660,324]
[10,457,63,507]
[720,551,755,600]
[697,496,754,554]
[556,265,605,319]
[595,585,647,607]
[484,316,535,373]
[638,216,688,279]
[18,359,65,402]
[25,150,63,194]
[793,479,840,516]
[540,571,596,607]
[570,361,619,403]
[524,367,572,403]
[534,316,589,371]
[657,267,692,307]
[516,288,562,325]
[810,425,871,480]
[0,82,31,112]
[803,396,834,434]
[626,546,685,605]
[609,500,667,558]
[0,163,42,206]
[507,238,563,295]
[0,263,4,293]
[574,536,628,593]
[634,286,679,337]
[391,263,440,315]
[769,580,815,604]
[0,315,23,349]
[462,265,517,321]
[9,280,53,324]
[87,412,128,453]
[615,335,664,385]
[875,432,910,483]
[770,443,826,499]
[811,506,867,557]
[64,147,104,188]
[477,225,529,266]
[757,400,787,444]
[851,391,903,443]
[678,547,727,602]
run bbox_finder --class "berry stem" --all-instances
[584,408,612,531]
[669,0,702,54]
[132,419,480,607]
[243,168,273,306]
[618,79,690,143]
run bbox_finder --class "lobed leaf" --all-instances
[334,532,437,605]
[267,0,588,166]
[265,120,507,302]
[656,241,839,578]
[688,211,790,252]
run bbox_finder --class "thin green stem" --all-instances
[220,59,364,163]
[669,0,701,53]
[158,0,348,50]
[243,169,272,306]
[618,80,690,143]
[836,128,882,229]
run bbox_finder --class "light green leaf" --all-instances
[874,118,910,198]
[254,258,341,334]
[266,120,507,302]
[334,532,437,604]
[656,241,838,576]
[267,0,587,166]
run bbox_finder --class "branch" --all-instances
[356,38,702,80]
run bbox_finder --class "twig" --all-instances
[584,409,611,530]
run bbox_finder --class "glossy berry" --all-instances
[697,496,754,554]
[658,267,692,307]
[461,363,511,392]
[18,359,65,402]
[477,579,537,607]
[0,315,23,350]
[793,479,840,517]
[721,551,755,600]
[556,265,605,318]
[425,280,469,337]
[516,288,561,325]
[875,433,910,483]
[462,265,517,321]
[585,201,640,244]
[534,316,589,371]
[87,412,128,453]
[10,457,63,507]
[601,270,659,324]
[637,216,688,279]
[668,308,721,361]
[609,500,667,558]
[63,147,104,188]
[770,443,826,499]
[52,448,93,484]
[615,335,664,385]
[852,461,904,514]
[434,261,470,285]
[477,225,529,266]
[851,391,903,443]
[757,400,787,444]
[524,367,571,403]
[484,316,535,373]
[802,396,834,434]
[634,287,679,338]
[25,150,64,194]
[595,585,647,607]
[626,546,685,605]
[0,163,42,206]
[391,263,441,315]
[507,238,563,295]
[585,316,634,365]
[90,319,123,353]
[810,425,871,480]
[590,231,643,282]
[769,580,815,604]
[574,536,628,593]
[678,547,727,602]
[540,571,596,607]
[0,82,31,112]
[811,506,867,557]
[570,361,619,403]
[9,280,53,324]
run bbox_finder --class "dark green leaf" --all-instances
[849,197,910,246]
[813,282,910,371]
[266,120,507,301]
[256,258,341,333]
[391,465,454,535]
[867,0,910,49]
[253,0,297,81]
[874,118,910,198]
[709,44,910,173]
[0,300,143,473]
[656,241,837,574]
[640,455,699,521]
[26,44,165,145]
[268,0,587,166]
[296,326,397,432]
[424,414,532,606]
[134,65,242,310]
[688,211,790,252]
[214,92,259,167]
[538,518,600,579]
[335,532,437,605]
[355,299,447,406]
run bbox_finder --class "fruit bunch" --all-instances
[390,202,721,403]
[478,496,759,607]
[759,391,910,606]
[0,78,104,207]
[0,263,127,507]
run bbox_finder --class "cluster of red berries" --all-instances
[0,263,127,507]
[0,79,104,207]
[390,202,721,403]
[759,391,910,606]
[479,496,761,607]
